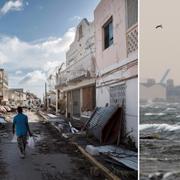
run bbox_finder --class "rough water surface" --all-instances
[140,102,180,180]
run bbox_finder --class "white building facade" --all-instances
[56,19,96,120]
[0,69,8,104]
[94,0,138,145]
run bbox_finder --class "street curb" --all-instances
[38,111,121,180]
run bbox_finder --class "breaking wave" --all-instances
[144,112,165,116]
[140,123,180,132]
[140,123,180,140]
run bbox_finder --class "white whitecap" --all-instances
[144,112,165,116]
[140,123,180,132]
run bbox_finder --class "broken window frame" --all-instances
[103,17,113,50]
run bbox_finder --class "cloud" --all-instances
[19,70,46,85]
[18,70,47,97]
[15,70,22,75]
[25,1,29,6]
[0,0,24,16]
[69,16,82,22]
[0,51,8,64]
[43,61,65,76]
[0,27,75,98]
[0,27,75,71]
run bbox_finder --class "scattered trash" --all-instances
[0,117,6,123]
[38,111,136,178]
[47,114,58,118]
[62,133,69,139]
[110,155,137,171]
[85,145,137,171]
[86,145,99,156]
[69,122,79,134]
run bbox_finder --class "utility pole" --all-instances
[45,82,47,111]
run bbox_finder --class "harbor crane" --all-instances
[159,69,170,84]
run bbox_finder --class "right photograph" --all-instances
[140,0,180,179]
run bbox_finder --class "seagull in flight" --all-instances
[155,25,163,29]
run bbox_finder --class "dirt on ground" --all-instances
[0,112,106,180]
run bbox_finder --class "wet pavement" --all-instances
[0,111,105,180]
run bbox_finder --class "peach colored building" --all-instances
[94,0,138,145]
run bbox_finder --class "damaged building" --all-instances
[55,0,138,146]
[94,0,138,145]
[0,69,8,105]
[56,18,96,120]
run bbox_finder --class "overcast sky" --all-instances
[0,0,99,98]
[140,0,180,85]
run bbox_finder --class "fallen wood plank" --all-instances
[38,111,48,121]
[72,142,121,180]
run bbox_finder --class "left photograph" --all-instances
[0,0,138,180]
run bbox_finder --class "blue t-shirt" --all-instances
[13,113,28,136]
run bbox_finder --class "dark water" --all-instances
[140,102,180,180]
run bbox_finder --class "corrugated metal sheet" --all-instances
[88,145,137,171]
[88,105,122,144]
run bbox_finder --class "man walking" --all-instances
[13,107,32,158]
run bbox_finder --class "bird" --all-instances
[155,25,163,29]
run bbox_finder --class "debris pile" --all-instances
[85,145,137,171]
[39,107,137,179]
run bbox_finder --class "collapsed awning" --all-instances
[88,105,123,144]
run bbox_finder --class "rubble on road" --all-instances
[38,110,137,180]
[0,132,8,138]
[85,145,137,171]
[0,117,6,124]
[0,116,7,130]
[0,105,11,113]
[81,140,137,177]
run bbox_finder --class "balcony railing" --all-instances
[126,23,138,55]
[68,70,90,82]
[55,55,95,88]
[55,72,67,88]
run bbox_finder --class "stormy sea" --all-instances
[140,102,180,180]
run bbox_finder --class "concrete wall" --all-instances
[96,85,110,107]
[126,78,138,144]
[94,0,127,70]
